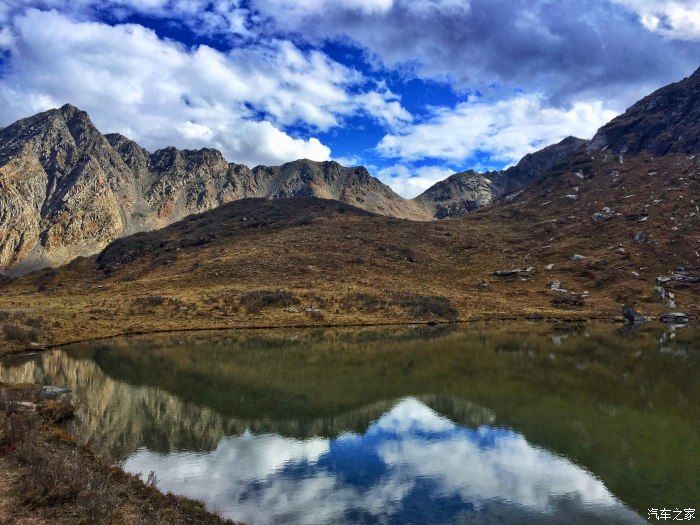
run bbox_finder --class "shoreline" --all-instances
[0,313,625,360]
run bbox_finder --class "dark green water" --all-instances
[0,322,697,524]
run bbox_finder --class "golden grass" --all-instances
[0,153,697,356]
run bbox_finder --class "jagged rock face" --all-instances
[0,105,427,274]
[415,136,588,218]
[414,170,500,219]
[0,105,136,273]
[589,67,700,155]
[250,161,431,220]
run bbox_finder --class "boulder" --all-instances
[660,312,688,325]
[621,305,645,325]
[40,386,72,399]
[494,268,529,277]
[592,207,614,221]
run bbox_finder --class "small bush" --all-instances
[551,295,584,308]
[396,294,459,321]
[341,292,386,313]
[241,290,299,314]
[133,295,166,308]
[2,323,39,342]
[24,316,44,329]
[306,310,324,321]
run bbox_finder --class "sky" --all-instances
[0,1,698,198]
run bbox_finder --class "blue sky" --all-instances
[0,1,698,197]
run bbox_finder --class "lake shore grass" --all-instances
[0,382,232,525]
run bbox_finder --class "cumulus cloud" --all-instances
[251,0,699,109]
[123,398,643,524]
[612,0,700,40]
[0,8,411,166]
[1,0,252,37]
[377,95,617,166]
[376,165,455,198]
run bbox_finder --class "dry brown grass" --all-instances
[0,153,697,355]
[0,384,231,524]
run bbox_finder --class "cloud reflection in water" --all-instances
[124,398,644,524]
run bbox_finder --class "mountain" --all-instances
[0,105,428,274]
[1,67,697,354]
[588,67,700,155]
[414,136,588,218]
[2,66,698,276]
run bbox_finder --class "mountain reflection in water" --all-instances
[0,323,697,524]
[125,397,643,524]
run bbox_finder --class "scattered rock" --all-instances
[669,269,699,284]
[660,312,688,325]
[493,268,533,277]
[656,268,700,285]
[570,254,586,261]
[621,305,645,326]
[40,386,71,399]
[592,207,614,221]
[285,306,300,313]
[545,263,554,270]
[549,280,562,290]
[655,286,669,300]
[634,231,647,244]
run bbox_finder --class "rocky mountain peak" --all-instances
[414,135,587,219]
[0,105,431,274]
[589,66,700,155]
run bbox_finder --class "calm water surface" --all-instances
[1,323,698,524]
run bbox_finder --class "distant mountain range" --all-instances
[0,67,698,274]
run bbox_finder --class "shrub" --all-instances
[240,290,299,314]
[2,323,39,342]
[396,294,459,321]
[341,292,386,313]
[306,310,324,321]
[133,295,166,308]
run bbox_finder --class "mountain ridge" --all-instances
[0,105,430,274]
[1,65,698,275]
[0,103,582,274]
[415,136,589,218]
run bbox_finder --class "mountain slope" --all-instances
[0,105,139,274]
[414,136,588,218]
[1,147,696,353]
[588,67,700,155]
[2,68,699,352]
[248,160,429,220]
[0,105,427,274]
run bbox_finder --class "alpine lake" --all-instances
[1,322,697,524]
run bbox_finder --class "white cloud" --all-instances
[1,0,252,37]
[0,27,14,50]
[613,0,700,40]
[377,94,617,166]
[376,164,454,198]
[0,8,410,167]
[123,398,643,524]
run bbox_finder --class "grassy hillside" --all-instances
[0,152,697,354]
